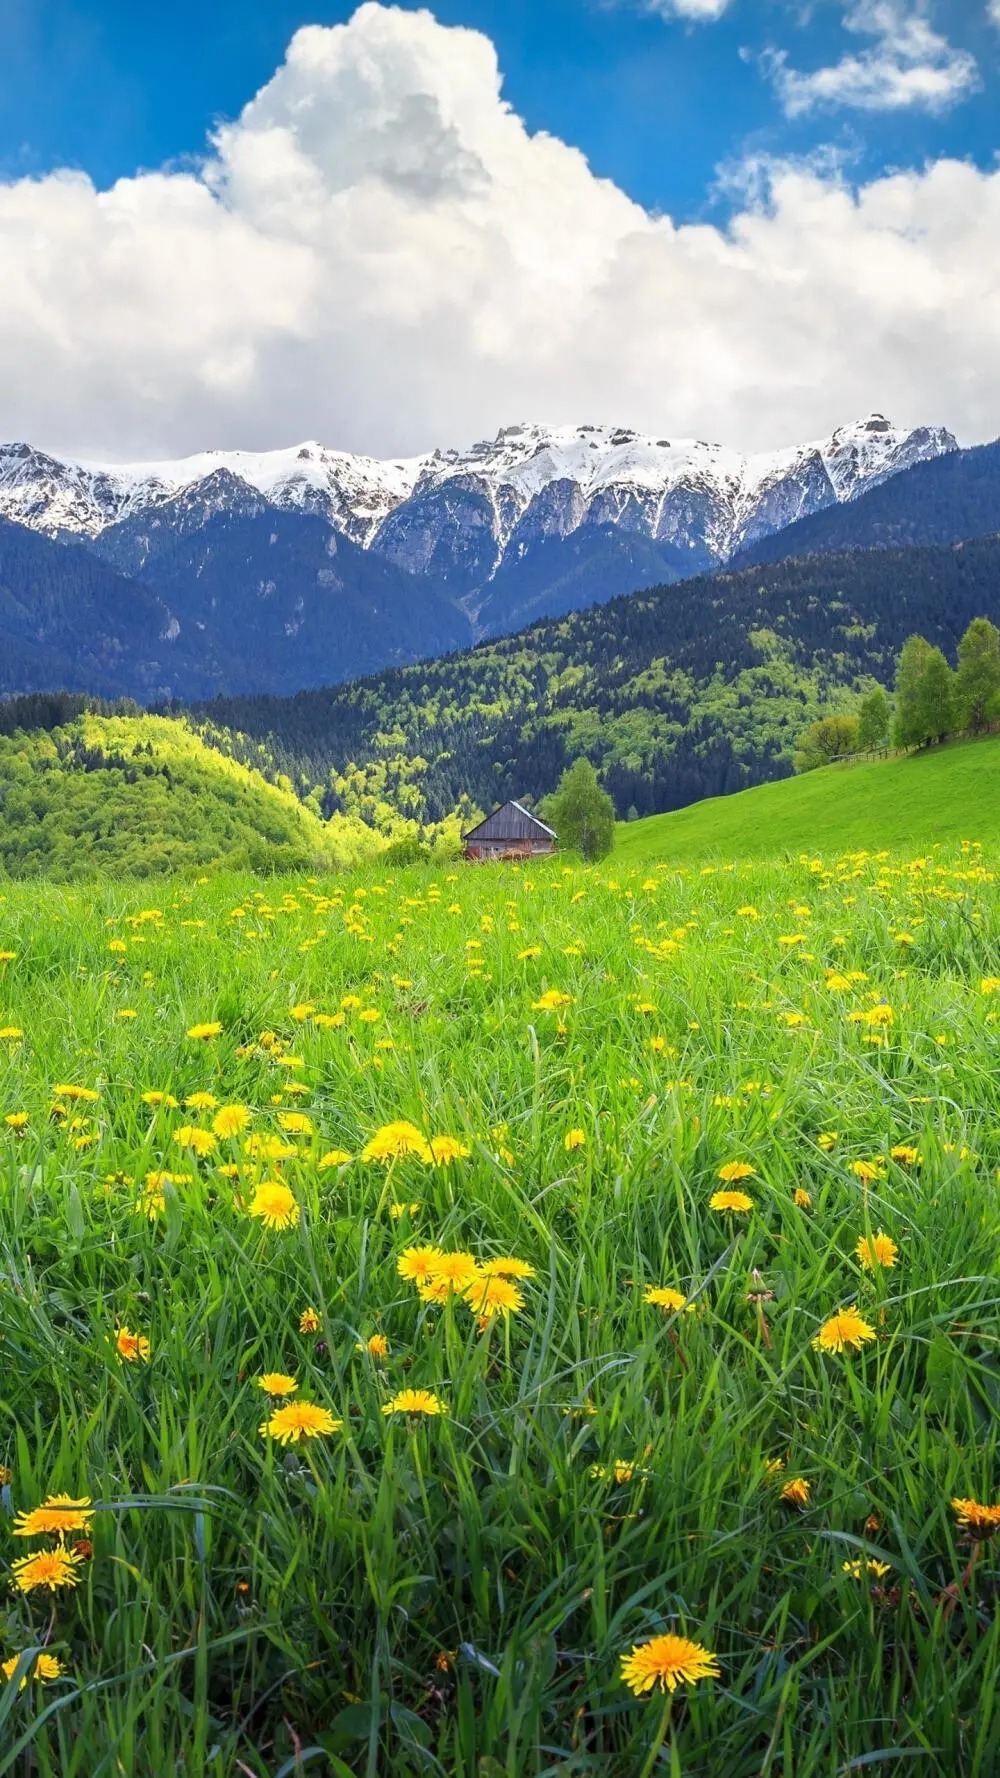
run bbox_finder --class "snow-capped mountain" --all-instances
[0,415,957,573]
[0,439,425,546]
[0,415,994,710]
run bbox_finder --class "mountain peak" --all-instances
[0,417,957,566]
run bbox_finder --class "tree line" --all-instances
[795,616,1000,770]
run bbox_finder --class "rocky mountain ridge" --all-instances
[0,416,957,592]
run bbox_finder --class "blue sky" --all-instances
[3,0,998,220]
[0,1,997,461]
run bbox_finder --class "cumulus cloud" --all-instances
[0,2,998,461]
[765,0,979,116]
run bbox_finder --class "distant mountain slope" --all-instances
[0,417,983,701]
[733,439,1000,568]
[615,733,1000,866]
[0,416,958,685]
[110,503,470,696]
[0,500,469,702]
[194,534,1000,823]
[0,517,215,701]
[0,712,371,878]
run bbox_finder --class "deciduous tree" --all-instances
[542,759,616,861]
[955,617,1000,733]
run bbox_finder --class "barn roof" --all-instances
[463,799,557,842]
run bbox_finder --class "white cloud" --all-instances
[989,0,1000,26]
[766,1,979,116]
[0,2,998,462]
[643,0,734,19]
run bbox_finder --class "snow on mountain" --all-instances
[0,416,957,578]
[0,440,426,545]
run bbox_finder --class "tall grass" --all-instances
[0,850,998,1775]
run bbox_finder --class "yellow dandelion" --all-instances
[382,1389,447,1417]
[184,1091,218,1112]
[13,1495,93,1540]
[257,1372,298,1396]
[709,1189,753,1213]
[186,1022,222,1040]
[397,1244,444,1286]
[793,1188,812,1208]
[464,1274,524,1319]
[260,1400,341,1444]
[531,989,573,1011]
[644,1286,694,1313]
[318,1149,353,1169]
[591,1461,638,1484]
[243,1135,298,1163]
[855,1232,898,1270]
[2,1651,64,1688]
[619,1631,720,1696]
[173,1125,217,1157]
[212,1104,252,1139]
[813,1309,877,1354]
[951,1498,1000,1538]
[717,1160,755,1183]
[480,1257,536,1279]
[52,1084,99,1103]
[277,1112,314,1136]
[116,1326,151,1363]
[428,1135,471,1165]
[780,1477,811,1507]
[360,1121,432,1164]
[843,1558,892,1579]
[248,1181,299,1231]
[299,1307,321,1334]
[136,1170,183,1220]
[424,1251,480,1294]
[10,1547,82,1594]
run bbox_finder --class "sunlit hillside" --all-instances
[616,735,1000,865]
[0,714,374,878]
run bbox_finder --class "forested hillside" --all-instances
[194,533,1000,822]
[0,518,215,700]
[0,713,375,877]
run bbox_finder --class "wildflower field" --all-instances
[1,848,999,1776]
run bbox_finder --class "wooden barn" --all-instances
[462,800,557,862]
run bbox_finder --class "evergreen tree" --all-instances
[955,617,1000,733]
[857,687,891,751]
[542,759,616,861]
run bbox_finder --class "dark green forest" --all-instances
[190,534,1000,823]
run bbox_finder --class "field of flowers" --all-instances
[1,847,999,1776]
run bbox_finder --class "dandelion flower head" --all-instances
[620,1632,720,1696]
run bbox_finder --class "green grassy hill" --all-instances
[0,713,376,878]
[616,733,1000,864]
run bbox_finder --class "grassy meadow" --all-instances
[1,846,1000,1775]
[615,733,1000,866]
